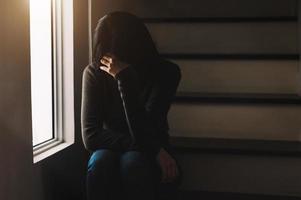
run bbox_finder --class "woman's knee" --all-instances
[120,151,154,181]
[86,149,122,200]
[87,149,120,174]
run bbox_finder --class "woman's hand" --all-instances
[99,54,129,78]
[156,148,179,183]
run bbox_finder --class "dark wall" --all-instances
[0,1,33,199]
[90,0,297,20]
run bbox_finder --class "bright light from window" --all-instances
[30,0,53,146]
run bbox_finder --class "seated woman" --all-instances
[81,11,183,200]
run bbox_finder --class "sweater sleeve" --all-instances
[81,65,132,152]
[114,61,181,156]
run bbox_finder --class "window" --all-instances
[30,0,53,147]
[30,0,74,163]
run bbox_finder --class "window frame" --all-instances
[32,0,74,163]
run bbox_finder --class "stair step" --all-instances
[174,92,301,104]
[169,136,301,156]
[179,190,301,200]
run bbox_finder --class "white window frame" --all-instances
[32,0,74,163]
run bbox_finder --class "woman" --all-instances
[81,11,183,200]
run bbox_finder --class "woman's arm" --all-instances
[99,56,182,182]
[114,60,182,156]
[81,65,132,152]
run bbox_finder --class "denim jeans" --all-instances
[86,149,183,200]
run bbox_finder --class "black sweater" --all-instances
[81,58,181,157]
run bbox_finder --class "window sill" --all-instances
[33,139,73,163]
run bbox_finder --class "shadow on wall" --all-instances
[0,128,33,200]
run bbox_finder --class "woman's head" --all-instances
[92,11,159,68]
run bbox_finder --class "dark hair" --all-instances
[92,11,160,69]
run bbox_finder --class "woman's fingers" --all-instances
[170,163,176,181]
[168,161,178,182]
[167,162,174,182]
[161,161,168,182]
[157,148,180,183]
[173,160,179,177]
[99,66,109,73]
[100,57,110,67]
[102,55,113,63]
[161,160,178,183]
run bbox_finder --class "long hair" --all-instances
[92,11,160,70]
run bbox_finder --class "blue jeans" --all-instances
[86,149,183,200]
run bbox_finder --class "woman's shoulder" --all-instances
[82,63,107,82]
[155,58,181,80]
[83,63,101,76]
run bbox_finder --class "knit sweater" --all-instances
[81,58,181,157]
